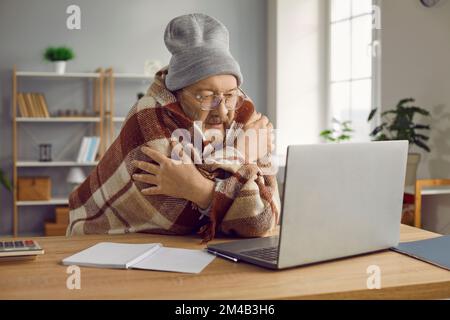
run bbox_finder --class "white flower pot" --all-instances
[405,153,421,187]
[54,61,66,74]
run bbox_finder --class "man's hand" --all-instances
[131,140,215,209]
[235,112,275,164]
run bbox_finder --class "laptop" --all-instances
[207,141,409,269]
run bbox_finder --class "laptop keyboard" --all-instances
[241,247,279,262]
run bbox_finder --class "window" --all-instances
[328,0,380,142]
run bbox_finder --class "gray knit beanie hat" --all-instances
[164,13,243,91]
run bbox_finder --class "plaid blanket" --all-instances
[67,68,281,242]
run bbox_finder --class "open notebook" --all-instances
[62,242,215,274]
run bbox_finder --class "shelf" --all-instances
[113,117,125,122]
[16,71,100,78]
[16,117,101,123]
[404,185,450,196]
[17,198,69,206]
[12,65,104,237]
[113,73,154,80]
[17,161,98,167]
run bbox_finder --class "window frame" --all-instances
[326,0,381,141]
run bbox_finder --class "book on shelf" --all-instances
[17,93,50,118]
[38,94,50,117]
[23,93,35,117]
[17,93,29,117]
[31,93,43,117]
[77,136,100,163]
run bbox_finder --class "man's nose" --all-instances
[215,98,229,117]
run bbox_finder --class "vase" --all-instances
[405,153,421,187]
[54,61,66,74]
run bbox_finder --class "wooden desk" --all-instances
[0,225,449,299]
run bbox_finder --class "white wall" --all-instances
[381,0,450,179]
[268,0,328,156]
[381,0,450,234]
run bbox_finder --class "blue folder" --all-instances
[391,235,450,271]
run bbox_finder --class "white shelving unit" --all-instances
[16,71,100,78]
[16,117,101,123]
[17,161,98,167]
[112,116,126,123]
[10,66,154,236]
[112,73,154,80]
[404,185,450,196]
[403,179,450,228]
[11,65,105,236]
[104,68,153,147]
[16,198,69,206]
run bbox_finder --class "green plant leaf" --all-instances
[370,124,385,137]
[374,133,389,141]
[409,106,430,116]
[413,124,431,130]
[320,119,354,143]
[0,169,12,192]
[320,130,333,136]
[414,138,431,152]
[396,98,415,109]
[374,98,431,145]
[415,134,429,141]
[338,135,351,141]
[367,108,377,121]
[381,110,398,116]
[44,46,75,62]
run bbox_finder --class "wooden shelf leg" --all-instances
[414,181,422,228]
[12,65,18,236]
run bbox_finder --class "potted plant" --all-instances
[367,98,431,187]
[0,169,12,192]
[320,118,354,143]
[44,46,75,74]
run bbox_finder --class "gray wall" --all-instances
[381,0,450,234]
[0,0,268,236]
[381,0,450,180]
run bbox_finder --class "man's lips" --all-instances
[205,120,224,127]
[205,124,224,130]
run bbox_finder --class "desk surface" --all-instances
[1,225,449,299]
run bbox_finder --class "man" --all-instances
[67,13,280,242]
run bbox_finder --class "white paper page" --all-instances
[132,247,216,274]
[62,242,161,269]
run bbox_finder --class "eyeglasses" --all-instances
[182,87,247,111]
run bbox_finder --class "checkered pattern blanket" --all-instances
[67,68,280,242]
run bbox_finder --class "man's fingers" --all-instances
[141,186,162,196]
[244,114,270,131]
[170,140,193,164]
[132,173,158,185]
[254,115,269,128]
[133,160,159,175]
[245,111,262,127]
[132,160,161,174]
[184,143,202,164]
[141,146,168,164]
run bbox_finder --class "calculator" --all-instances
[0,240,44,261]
